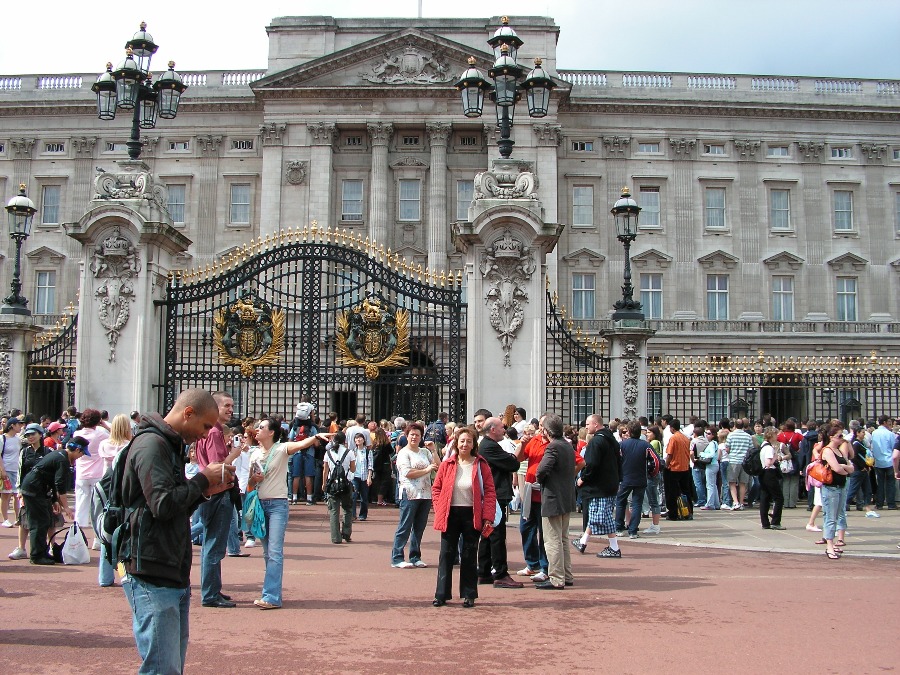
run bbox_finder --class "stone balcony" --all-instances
[569,318,900,336]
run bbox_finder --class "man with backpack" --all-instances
[424,412,449,455]
[120,389,233,675]
[323,432,356,544]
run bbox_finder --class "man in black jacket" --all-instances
[535,413,576,589]
[19,436,88,565]
[121,389,234,675]
[572,414,622,558]
[476,417,524,589]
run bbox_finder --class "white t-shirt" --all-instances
[397,446,433,500]
[761,442,777,470]
[499,437,518,455]
[233,448,253,493]
[325,445,356,474]
[250,443,291,500]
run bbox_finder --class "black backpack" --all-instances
[742,443,764,477]
[324,448,352,497]
[424,420,447,445]
[90,427,165,565]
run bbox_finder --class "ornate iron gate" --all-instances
[25,311,78,416]
[545,289,610,424]
[159,226,466,423]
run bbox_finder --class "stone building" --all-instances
[0,15,898,424]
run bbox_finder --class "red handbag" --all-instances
[807,460,833,486]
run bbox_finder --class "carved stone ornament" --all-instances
[336,292,410,380]
[360,45,455,85]
[734,140,761,157]
[94,167,168,209]
[603,135,630,156]
[0,335,10,414]
[259,123,286,146]
[479,231,536,366]
[860,143,887,161]
[797,141,825,160]
[285,160,308,185]
[213,289,286,377]
[622,339,640,419]
[669,138,696,157]
[89,227,142,362]
[474,162,538,200]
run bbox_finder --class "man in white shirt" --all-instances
[323,432,357,544]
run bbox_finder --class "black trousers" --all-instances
[664,469,693,519]
[477,498,509,580]
[22,493,52,560]
[435,506,480,602]
[760,469,784,527]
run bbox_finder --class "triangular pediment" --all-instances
[827,252,868,271]
[762,250,804,271]
[253,28,491,93]
[25,246,65,264]
[215,246,243,260]
[632,248,673,269]
[697,249,739,269]
[561,248,605,268]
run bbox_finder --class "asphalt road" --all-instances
[1,502,896,674]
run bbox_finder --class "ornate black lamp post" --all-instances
[610,187,644,321]
[745,387,757,419]
[454,17,555,158]
[823,387,835,420]
[2,184,37,316]
[91,22,187,160]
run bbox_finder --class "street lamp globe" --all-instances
[125,21,159,73]
[611,187,641,238]
[488,44,523,107]
[112,48,144,110]
[155,61,188,119]
[92,63,118,120]
[454,57,491,118]
[522,57,556,118]
[487,16,523,62]
[6,184,36,237]
[610,187,644,321]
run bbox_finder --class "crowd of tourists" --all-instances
[2,395,899,674]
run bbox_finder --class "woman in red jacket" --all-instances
[431,426,496,608]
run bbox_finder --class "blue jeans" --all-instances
[719,461,733,508]
[874,467,897,508]
[99,545,115,586]
[391,497,431,565]
[704,463,721,509]
[644,474,661,514]
[123,575,190,675]
[259,498,289,606]
[821,484,848,541]
[227,505,241,555]
[845,469,872,509]
[352,477,370,519]
[692,466,707,506]
[198,492,232,604]
[614,484,645,534]
[519,500,548,572]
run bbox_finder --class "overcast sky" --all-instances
[1,0,897,79]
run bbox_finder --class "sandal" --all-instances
[813,539,826,545]
[825,551,841,560]
[834,539,846,547]
[253,599,280,610]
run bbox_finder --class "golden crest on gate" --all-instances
[213,290,285,377]
[336,293,409,379]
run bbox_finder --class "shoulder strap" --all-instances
[338,448,350,466]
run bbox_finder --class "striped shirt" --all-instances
[725,430,753,464]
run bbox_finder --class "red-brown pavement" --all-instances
[1,502,897,674]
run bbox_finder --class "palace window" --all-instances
[703,143,726,155]
[571,141,593,152]
[833,190,853,231]
[836,277,857,322]
[705,187,726,229]
[638,142,660,153]
[341,180,363,221]
[231,139,254,150]
[772,275,794,321]
[767,145,790,157]
[229,183,251,224]
[572,186,593,227]
[770,189,791,230]
[640,273,663,319]
[706,274,729,320]
[639,187,660,228]
[167,184,186,224]
[456,179,474,221]
[831,147,852,159]
[34,271,56,315]
[398,179,422,221]
[571,273,595,319]
[41,185,60,225]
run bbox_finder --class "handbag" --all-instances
[807,460,833,486]
[49,523,91,564]
[242,490,267,540]
[475,461,503,527]
[779,457,794,474]
[864,454,875,468]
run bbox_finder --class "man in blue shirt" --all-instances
[870,416,897,510]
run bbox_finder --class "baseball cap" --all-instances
[47,421,67,434]
[24,423,44,436]
[66,436,90,455]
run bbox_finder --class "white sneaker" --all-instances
[1,519,13,528]
[8,547,27,560]
[531,572,549,583]
[865,511,880,518]
[391,561,415,569]
[805,524,822,532]
[244,539,256,548]
[516,567,538,576]
[645,524,661,535]
[413,560,428,568]
[91,540,101,551]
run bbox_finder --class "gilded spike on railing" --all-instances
[416,264,423,281]
[439,271,446,287]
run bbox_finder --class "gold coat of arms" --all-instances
[213,290,286,377]
[336,293,410,379]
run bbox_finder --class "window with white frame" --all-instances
[398,179,422,221]
[706,274,729,320]
[571,273,596,319]
[638,142,660,153]
[705,187,726,229]
[456,179,474,221]
[772,275,794,321]
[341,180,363,221]
[45,142,65,153]
[831,147,852,159]
[169,140,189,151]
[402,135,420,146]
[231,139,253,150]
[703,143,726,155]
[770,188,791,230]
[166,184,186,224]
[571,390,594,427]
[767,145,790,157]
[229,183,251,224]
[571,141,593,152]
[836,277,857,321]
[640,273,663,319]
[646,389,662,420]
[572,186,593,227]
[833,190,853,231]
[707,389,729,422]
[34,271,56,315]
[345,135,363,147]
[41,185,60,224]
[639,187,660,227]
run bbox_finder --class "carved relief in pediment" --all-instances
[360,44,455,85]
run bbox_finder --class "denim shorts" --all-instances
[290,452,315,478]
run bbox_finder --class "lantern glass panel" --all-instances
[139,95,159,129]
[116,78,140,109]
[461,87,484,118]
[493,74,517,107]
[526,86,550,117]
[97,90,117,120]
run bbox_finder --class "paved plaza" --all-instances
[1,503,896,674]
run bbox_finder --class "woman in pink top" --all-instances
[73,409,110,537]
[96,413,132,585]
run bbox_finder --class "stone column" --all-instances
[426,122,451,272]
[533,123,562,289]
[669,138,698,319]
[70,137,98,259]
[734,139,763,319]
[259,123,287,238]
[367,122,393,246]
[601,325,655,420]
[195,135,222,259]
[0,319,41,414]
[306,122,336,228]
